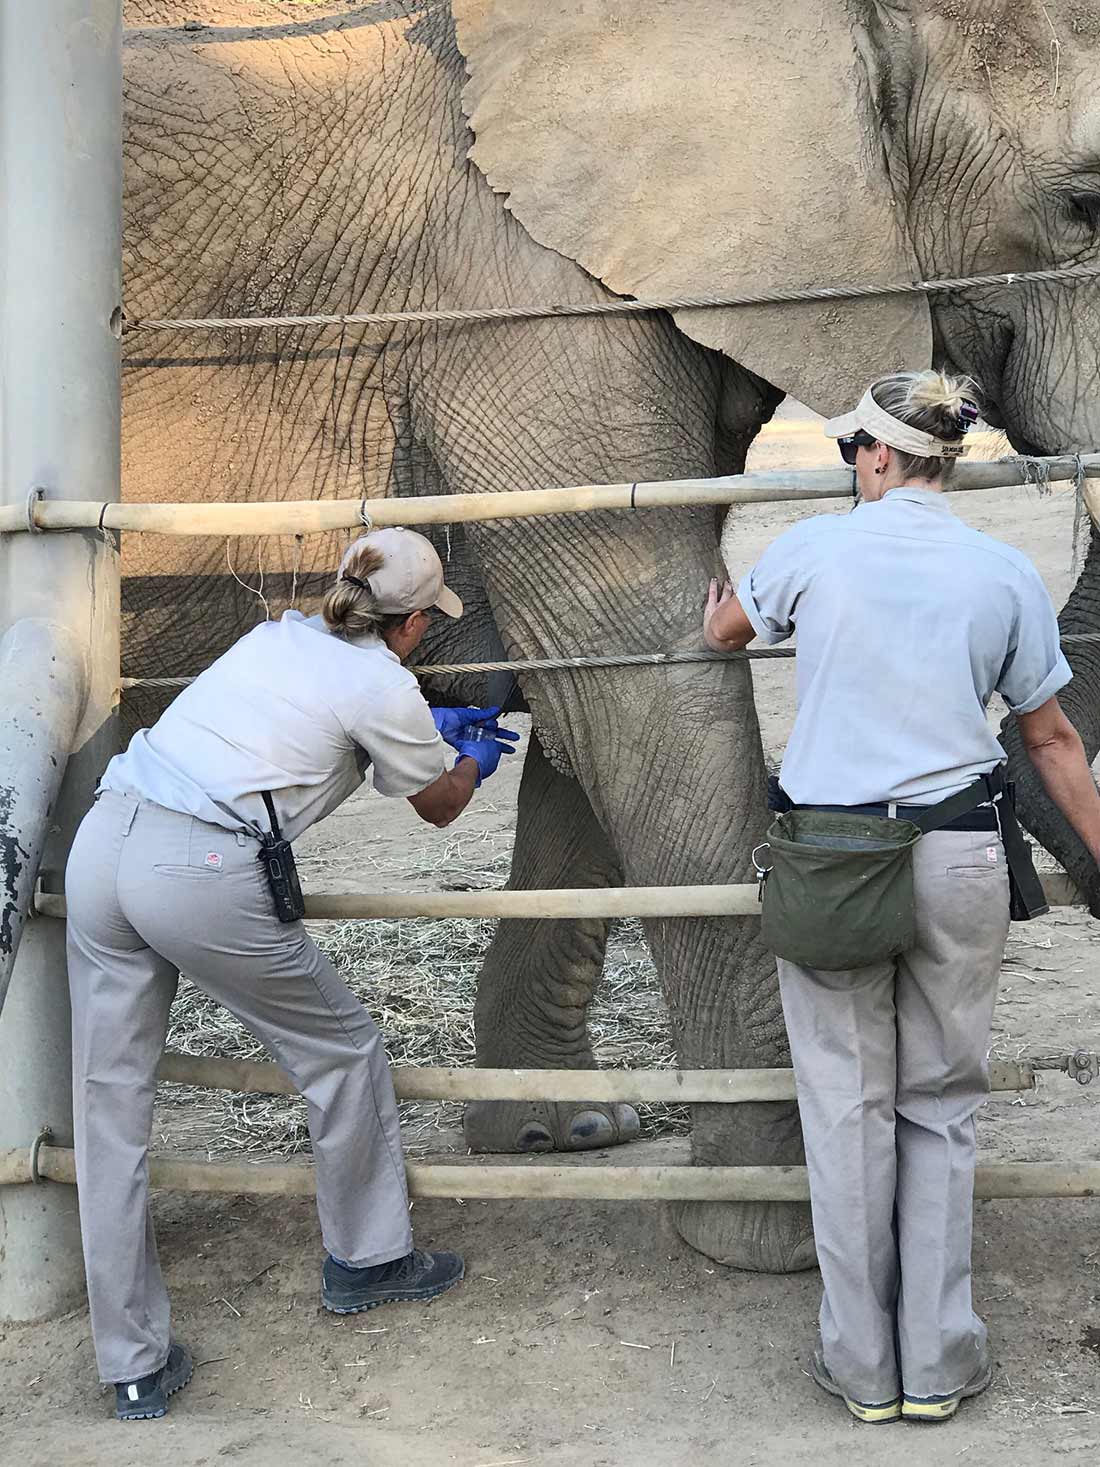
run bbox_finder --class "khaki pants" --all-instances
[66,791,412,1383]
[778,828,1009,1403]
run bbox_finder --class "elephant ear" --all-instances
[453,0,931,414]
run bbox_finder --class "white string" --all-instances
[225,538,271,621]
[289,534,303,610]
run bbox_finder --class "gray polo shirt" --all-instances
[736,487,1071,806]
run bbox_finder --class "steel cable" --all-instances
[120,631,1100,691]
[122,262,1100,335]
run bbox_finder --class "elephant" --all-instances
[118,0,1100,1273]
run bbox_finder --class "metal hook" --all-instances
[750,843,772,904]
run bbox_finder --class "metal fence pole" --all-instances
[0,0,122,1321]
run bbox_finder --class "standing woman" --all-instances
[66,527,516,1420]
[703,371,1100,1424]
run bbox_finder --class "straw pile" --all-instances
[161,895,685,1159]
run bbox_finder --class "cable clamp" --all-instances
[29,1127,52,1184]
[25,487,45,533]
[1066,1050,1098,1086]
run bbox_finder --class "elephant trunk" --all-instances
[1000,518,1100,913]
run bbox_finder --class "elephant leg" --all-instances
[464,729,640,1154]
[1000,519,1100,912]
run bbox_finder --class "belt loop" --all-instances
[887,801,897,818]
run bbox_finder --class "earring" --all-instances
[875,467,884,475]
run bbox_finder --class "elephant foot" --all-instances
[672,1200,817,1274]
[463,1098,641,1154]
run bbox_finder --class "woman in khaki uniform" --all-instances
[704,371,1100,1424]
[66,528,516,1419]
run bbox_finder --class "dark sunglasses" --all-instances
[837,431,878,466]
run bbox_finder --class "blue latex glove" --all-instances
[431,705,503,749]
[455,729,517,786]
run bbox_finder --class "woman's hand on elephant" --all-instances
[431,705,505,748]
[703,577,735,650]
[703,578,758,653]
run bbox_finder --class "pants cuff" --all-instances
[326,1235,413,1270]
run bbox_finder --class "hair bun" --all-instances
[868,368,984,476]
[906,369,977,420]
[322,542,386,638]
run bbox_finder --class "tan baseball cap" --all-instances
[338,527,464,618]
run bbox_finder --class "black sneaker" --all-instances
[321,1248,464,1314]
[114,1341,193,1421]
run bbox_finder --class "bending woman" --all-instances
[66,527,516,1420]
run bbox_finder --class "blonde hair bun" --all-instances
[322,543,387,638]
[868,368,983,481]
[904,369,980,422]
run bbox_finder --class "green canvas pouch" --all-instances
[757,808,922,971]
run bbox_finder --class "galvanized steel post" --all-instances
[0,1,122,1320]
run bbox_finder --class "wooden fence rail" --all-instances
[155,1052,1037,1103]
[3,1144,1098,1202]
[3,455,1097,537]
[35,871,1081,924]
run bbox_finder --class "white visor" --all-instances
[823,388,967,458]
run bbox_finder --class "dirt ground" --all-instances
[3,408,1099,1464]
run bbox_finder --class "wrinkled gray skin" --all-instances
[120,1,1100,1271]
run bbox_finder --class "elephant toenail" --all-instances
[569,1110,613,1143]
[516,1123,554,1152]
[613,1103,641,1139]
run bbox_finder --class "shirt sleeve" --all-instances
[735,524,813,645]
[351,684,448,798]
[996,565,1072,714]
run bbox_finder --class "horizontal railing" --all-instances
[3,455,1096,537]
[4,1143,1097,1202]
[155,1051,1038,1102]
[35,871,1082,923]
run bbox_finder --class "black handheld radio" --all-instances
[257,791,306,923]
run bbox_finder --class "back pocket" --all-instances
[152,819,227,877]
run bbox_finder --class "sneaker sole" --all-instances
[810,1359,900,1423]
[843,1399,903,1425]
[116,1353,194,1422]
[901,1399,960,1423]
[322,1264,465,1315]
[902,1362,992,1424]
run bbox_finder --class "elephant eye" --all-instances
[1062,190,1100,233]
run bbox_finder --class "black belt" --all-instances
[785,800,998,833]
